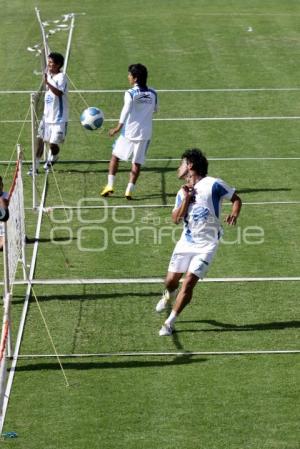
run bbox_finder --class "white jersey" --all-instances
[44,72,68,124]
[173,176,235,254]
[119,84,158,140]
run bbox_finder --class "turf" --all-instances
[1,1,300,448]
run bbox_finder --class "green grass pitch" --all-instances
[0,0,300,448]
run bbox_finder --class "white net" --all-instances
[6,155,26,284]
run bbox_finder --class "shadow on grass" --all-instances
[178,319,300,333]
[12,291,162,305]
[14,355,207,372]
[237,187,291,194]
[26,237,76,244]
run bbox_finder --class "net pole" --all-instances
[63,13,75,74]
[0,296,10,428]
[16,145,27,280]
[34,7,50,66]
[30,93,38,209]
[2,225,12,358]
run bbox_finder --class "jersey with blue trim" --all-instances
[119,84,158,140]
[44,72,68,124]
[173,176,235,252]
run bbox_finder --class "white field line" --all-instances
[15,349,300,359]
[3,116,300,124]
[3,277,300,286]
[23,201,300,211]
[3,157,300,165]
[154,116,300,121]
[2,88,300,94]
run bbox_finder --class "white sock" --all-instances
[126,182,135,193]
[165,310,177,327]
[50,154,59,163]
[35,158,41,169]
[46,150,51,162]
[108,175,115,188]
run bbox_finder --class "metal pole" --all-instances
[16,145,27,281]
[30,93,38,209]
[35,7,50,65]
[63,14,75,74]
[2,223,12,358]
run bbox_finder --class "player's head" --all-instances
[48,52,65,70]
[128,63,148,88]
[181,148,208,177]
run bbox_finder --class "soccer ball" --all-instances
[80,107,104,130]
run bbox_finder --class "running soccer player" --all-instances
[156,148,242,336]
[28,52,68,175]
[101,63,158,200]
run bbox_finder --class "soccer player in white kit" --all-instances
[28,52,68,175]
[156,149,242,336]
[101,63,158,199]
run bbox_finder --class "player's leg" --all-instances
[125,162,141,199]
[125,140,150,199]
[44,123,66,171]
[27,120,46,175]
[156,252,190,314]
[159,272,199,336]
[159,252,214,336]
[101,135,131,196]
[156,271,182,312]
[100,155,119,196]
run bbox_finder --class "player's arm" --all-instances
[109,91,131,137]
[44,73,64,97]
[225,192,242,226]
[172,186,195,224]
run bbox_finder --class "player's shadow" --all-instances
[14,355,207,372]
[25,236,76,244]
[177,319,300,333]
[12,291,161,305]
[237,187,291,194]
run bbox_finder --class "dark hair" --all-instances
[181,148,208,176]
[48,52,65,69]
[128,63,148,88]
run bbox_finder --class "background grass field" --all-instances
[1,0,300,448]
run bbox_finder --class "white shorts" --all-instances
[0,223,5,236]
[38,120,67,145]
[112,135,150,165]
[168,249,217,279]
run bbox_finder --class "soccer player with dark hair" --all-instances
[156,148,242,336]
[28,52,68,175]
[101,63,158,200]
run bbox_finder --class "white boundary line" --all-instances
[3,116,300,123]
[2,277,300,286]
[155,116,300,121]
[2,88,300,93]
[26,201,300,211]
[16,349,300,358]
[2,157,300,164]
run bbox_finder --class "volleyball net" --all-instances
[0,147,26,419]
